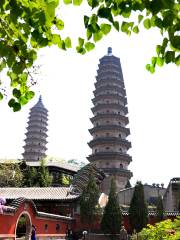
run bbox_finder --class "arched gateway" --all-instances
[0,198,72,240]
[15,212,32,240]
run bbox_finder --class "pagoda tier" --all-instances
[87,47,133,193]
[22,96,48,162]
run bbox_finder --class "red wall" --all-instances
[0,200,71,239]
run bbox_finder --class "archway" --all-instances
[15,212,31,240]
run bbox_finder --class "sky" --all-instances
[0,4,179,187]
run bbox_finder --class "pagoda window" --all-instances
[119,122,121,125]
[106,121,109,124]
[120,164,123,169]
[95,149,98,153]
[96,122,99,126]
[119,148,122,152]
[119,134,122,138]
[106,110,109,113]
[106,147,110,150]
[106,133,109,136]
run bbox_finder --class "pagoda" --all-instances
[22,96,48,162]
[87,47,133,193]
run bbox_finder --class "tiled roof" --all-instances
[0,187,79,200]
[69,163,106,195]
[3,198,73,220]
[26,161,80,173]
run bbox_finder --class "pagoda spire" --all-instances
[87,48,133,193]
[22,96,48,162]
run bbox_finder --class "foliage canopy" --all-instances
[0,0,179,110]
[0,161,23,187]
[128,181,148,232]
[101,178,122,236]
[80,174,100,231]
[139,217,180,240]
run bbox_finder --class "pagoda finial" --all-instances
[107,47,112,55]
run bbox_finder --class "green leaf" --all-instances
[100,24,111,35]
[138,14,143,24]
[84,16,89,28]
[19,96,28,105]
[13,102,21,112]
[13,88,21,99]
[63,0,72,4]
[85,42,95,51]
[122,9,131,18]
[156,57,164,67]
[154,17,163,28]
[78,38,84,47]
[73,0,83,6]
[97,7,113,22]
[143,18,151,29]
[133,26,139,34]
[0,92,3,100]
[76,46,86,54]
[93,31,103,42]
[88,0,99,8]
[113,21,119,31]
[121,22,130,35]
[8,98,16,108]
[86,29,92,40]
[29,50,37,61]
[25,91,35,100]
[156,45,162,56]
[151,57,157,66]
[162,38,168,48]
[171,36,180,50]
[90,14,98,24]
[149,65,155,73]
[56,19,64,30]
[65,37,72,48]
[52,34,61,44]
[165,51,175,64]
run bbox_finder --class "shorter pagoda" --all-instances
[22,96,48,162]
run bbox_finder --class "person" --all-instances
[119,225,128,240]
[31,225,36,240]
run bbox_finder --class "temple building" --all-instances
[22,96,48,162]
[87,47,133,193]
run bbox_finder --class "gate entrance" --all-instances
[15,213,31,240]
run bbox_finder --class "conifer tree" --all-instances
[101,178,122,237]
[156,195,164,222]
[128,181,148,232]
[80,174,100,232]
[23,165,38,187]
[37,159,52,187]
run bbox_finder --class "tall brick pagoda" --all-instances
[22,96,48,162]
[87,47,133,193]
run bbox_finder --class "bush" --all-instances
[139,217,180,240]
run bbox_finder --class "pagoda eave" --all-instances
[92,94,127,105]
[90,114,129,125]
[101,168,133,178]
[87,152,132,163]
[89,125,130,135]
[88,137,131,149]
[91,104,128,115]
